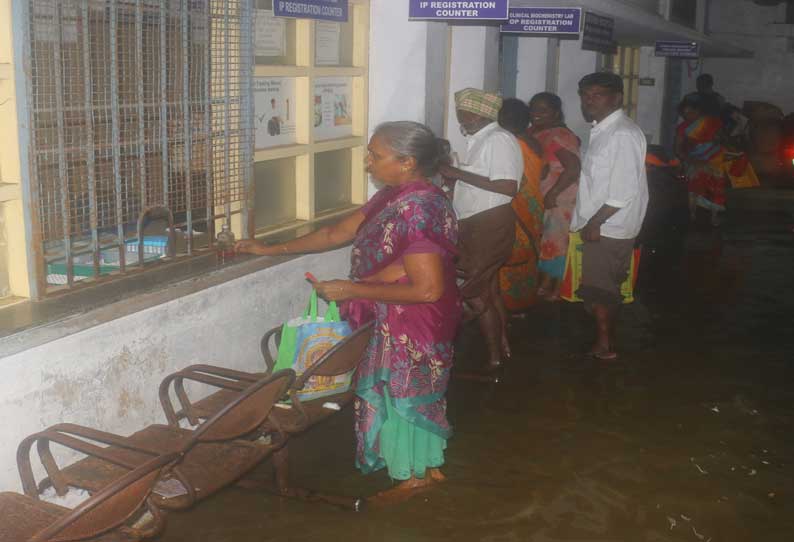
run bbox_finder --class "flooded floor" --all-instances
[160,232,794,541]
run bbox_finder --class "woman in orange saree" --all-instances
[497,98,546,312]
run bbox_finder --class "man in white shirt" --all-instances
[571,72,648,360]
[439,88,523,371]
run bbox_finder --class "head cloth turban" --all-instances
[454,88,502,121]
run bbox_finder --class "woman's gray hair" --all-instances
[373,121,450,177]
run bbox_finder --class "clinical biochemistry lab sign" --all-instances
[409,0,510,20]
[500,7,582,35]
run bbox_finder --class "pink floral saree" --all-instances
[342,180,461,478]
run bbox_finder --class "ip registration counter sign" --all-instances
[274,0,348,22]
[409,0,510,20]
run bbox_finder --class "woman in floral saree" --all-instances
[528,92,581,302]
[675,95,728,225]
[235,121,461,503]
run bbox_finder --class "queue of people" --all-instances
[234,71,649,504]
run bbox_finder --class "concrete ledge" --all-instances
[0,249,349,359]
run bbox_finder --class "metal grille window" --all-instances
[24,0,253,295]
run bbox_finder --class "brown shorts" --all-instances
[457,204,516,300]
[578,236,635,306]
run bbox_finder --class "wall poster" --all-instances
[313,77,353,140]
[254,77,297,149]
[254,9,287,57]
[315,21,341,66]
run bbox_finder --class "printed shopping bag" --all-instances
[724,154,760,189]
[273,288,353,401]
[559,232,641,304]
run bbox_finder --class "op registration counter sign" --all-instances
[409,1,510,20]
[654,41,700,59]
[500,7,582,35]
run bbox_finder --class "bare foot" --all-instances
[368,476,437,507]
[428,468,446,483]
[501,333,512,359]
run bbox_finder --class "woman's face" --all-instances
[529,100,559,129]
[366,133,410,185]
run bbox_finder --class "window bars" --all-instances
[24,0,253,294]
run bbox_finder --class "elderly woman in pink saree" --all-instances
[235,121,461,504]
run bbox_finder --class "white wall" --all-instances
[425,21,450,137]
[0,250,350,491]
[636,46,667,144]
[515,37,548,102]
[701,0,793,113]
[368,0,429,128]
[368,1,452,195]
[625,0,663,13]
[445,25,502,158]
[556,37,598,150]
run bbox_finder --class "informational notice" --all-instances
[408,0,509,20]
[254,9,287,57]
[254,78,297,149]
[274,0,348,22]
[581,11,617,55]
[315,21,341,66]
[314,77,353,140]
[654,41,700,59]
[500,7,582,35]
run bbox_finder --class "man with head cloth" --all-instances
[439,88,523,371]
[571,72,648,360]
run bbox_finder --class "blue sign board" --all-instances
[274,0,348,22]
[500,7,581,34]
[409,0,510,20]
[654,40,700,58]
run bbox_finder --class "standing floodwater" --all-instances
[160,228,794,542]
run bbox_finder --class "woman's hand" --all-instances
[234,239,276,256]
[543,189,559,209]
[313,280,356,302]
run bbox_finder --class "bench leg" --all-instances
[272,444,365,512]
[273,446,290,496]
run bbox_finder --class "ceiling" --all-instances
[509,0,754,58]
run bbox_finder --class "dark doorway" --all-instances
[670,0,697,28]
